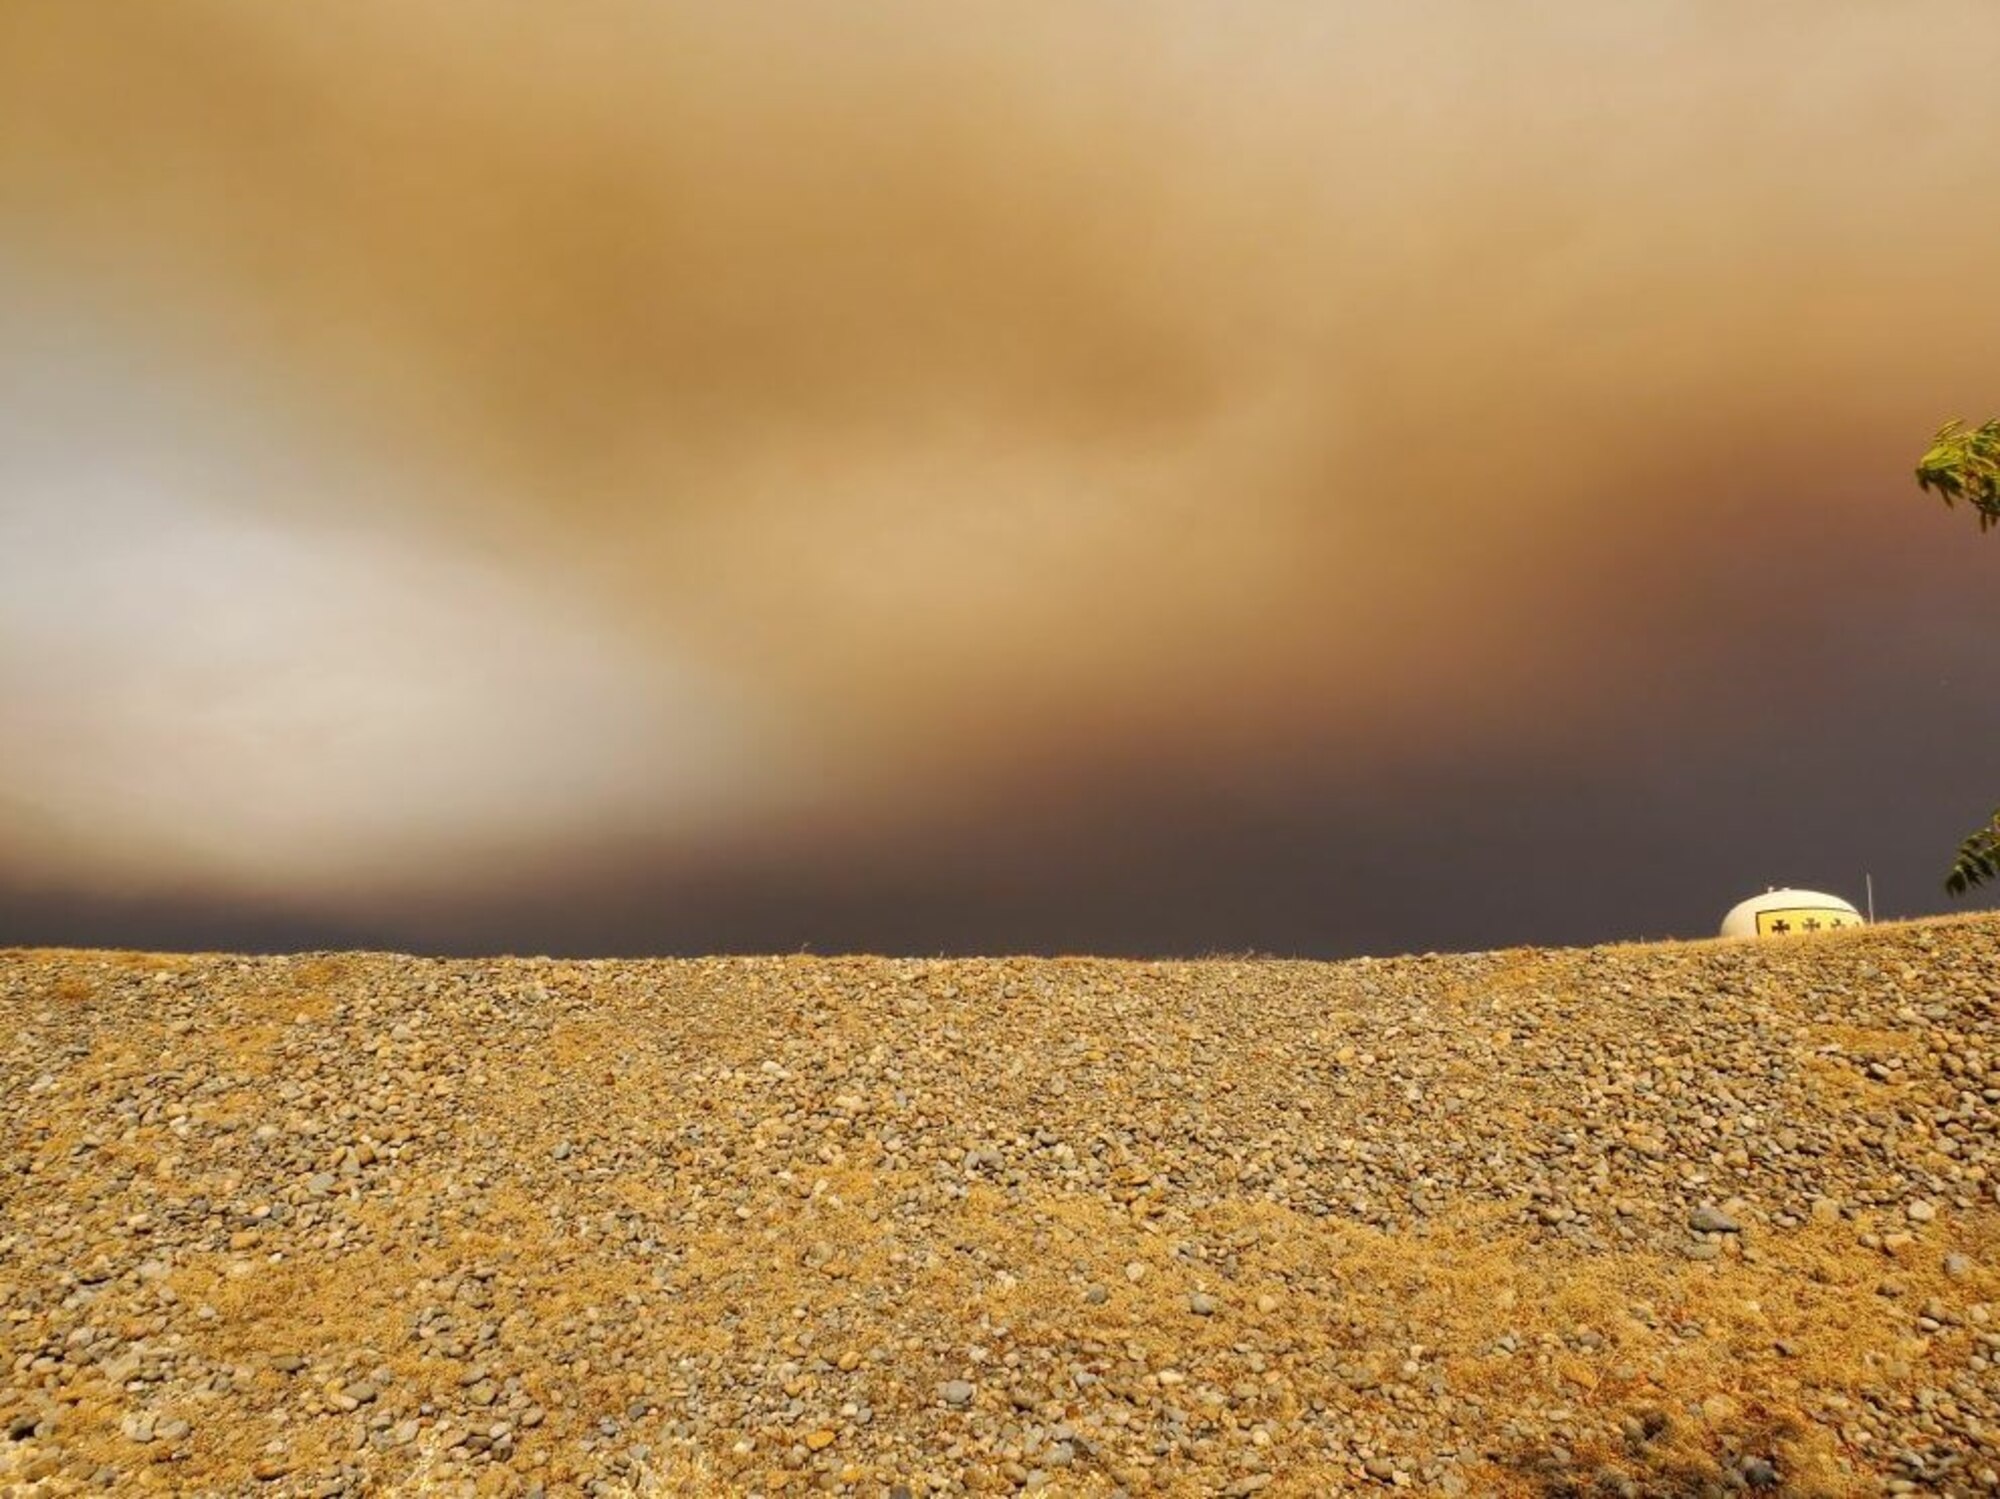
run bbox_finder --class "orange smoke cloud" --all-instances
[2,0,1998,903]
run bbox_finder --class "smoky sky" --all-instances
[1,1,1997,958]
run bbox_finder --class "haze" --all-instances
[2,1,1996,956]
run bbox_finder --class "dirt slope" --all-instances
[5,917,2000,1496]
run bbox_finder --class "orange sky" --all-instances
[2,2,1997,950]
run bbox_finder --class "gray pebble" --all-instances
[1688,1204,1740,1235]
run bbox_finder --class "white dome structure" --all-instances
[1720,888,1864,940]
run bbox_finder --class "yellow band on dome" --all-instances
[1753,908,1862,936]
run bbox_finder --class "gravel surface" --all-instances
[5,916,2000,1496]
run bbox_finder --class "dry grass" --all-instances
[9,923,2000,1494]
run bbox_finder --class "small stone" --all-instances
[1689,1205,1740,1235]
[271,1355,307,1374]
[252,1458,290,1482]
[1946,1253,1974,1280]
[155,1417,191,1443]
[1084,1285,1110,1306]
[1188,1292,1217,1316]
[1907,1200,1938,1223]
[805,1429,836,1451]
[939,1380,975,1408]
[1124,1262,1146,1284]
[343,1381,378,1405]
[1740,1457,1779,1490]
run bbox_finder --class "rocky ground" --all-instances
[4,917,2000,1497]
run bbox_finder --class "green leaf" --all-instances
[1945,809,2000,898]
[1915,417,2000,528]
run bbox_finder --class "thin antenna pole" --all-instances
[1866,873,1876,924]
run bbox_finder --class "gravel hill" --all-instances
[5,917,2000,1497]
